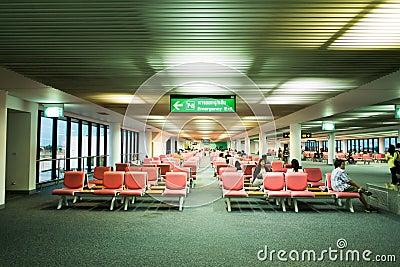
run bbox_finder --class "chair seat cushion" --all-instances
[52,188,81,195]
[88,180,103,185]
[222,189,248,197]
[291,191,315,198]
[119,189,145,196]
[308,181,325,187]
[266,190,291,197]
[163,189,187,196]
[93,189,120,195]
[334,192,360,198]
[148,180,158,186]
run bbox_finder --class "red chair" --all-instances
[93,171,124,210]
[126,166,142,172]
[157,163,172,179]
[263,172,291,212]
[303,167,324,187]
[325,173,360,212]
[141,166,160,186]
[182,161,197,181]
[217,166,237,186]
[271,161,284,172]
[119,172,148,210]
[52,171,85,209]
[172,166,192,191]
[115,163,129,171]
[88,166,111,186]
[163,172,188,211]
[242,163,256,179]
[221,172,247,212]
[285,172,315,212]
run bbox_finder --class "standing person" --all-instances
[282,147,289,164]
[252,158,271,188]
[286,159,303,173]
[331,159,377,212]
[385,144,399,187]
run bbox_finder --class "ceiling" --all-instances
[1,0,400,142]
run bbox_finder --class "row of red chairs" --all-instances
[221,171,360,213]
[52,171,189,211]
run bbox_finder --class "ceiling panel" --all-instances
[1,0,400,141]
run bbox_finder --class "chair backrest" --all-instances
[143,158,152,164]
[93,166,111,180]
[303,168,323,182]
[218,166,237,177]
[263,172,285,191]
[165,172,187,190]
[285,172,308,191]
[242,164,256,175]
[271,161,283,169]
[141,166,159,182]
[158,163,171,175]
[103,171,124,189]
[126,166,142,172]
[271,161,283,171]
[63,171,85,189]
[115,163,129,171]
[222,172,244,191]
[124,171,147,190]
[172,166,191,180]
[182,162,197,174]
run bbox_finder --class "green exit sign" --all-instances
[170,95,235,113]
[395,105,400,119]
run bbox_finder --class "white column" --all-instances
[138,130,153,159]
[258,132,267,157]
[342,139,347,153]
[289,123,302,162]
[245,137,250,155]
[109,122,121,167]
[328,132,336,165]
[0,90,7,208]
[379,137,385,154]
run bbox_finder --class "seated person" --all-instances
[331,159,377,212]
[286,159,303,172]
[234,151,244,170]
[173,151,184,161]
[252,158,271,188]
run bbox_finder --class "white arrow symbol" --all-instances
[173,101,183,110]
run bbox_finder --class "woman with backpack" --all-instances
[385,144,399,187]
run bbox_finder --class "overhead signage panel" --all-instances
[282,132,312,138]
[170,95,235,113]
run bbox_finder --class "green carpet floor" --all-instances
[0,157,399,266]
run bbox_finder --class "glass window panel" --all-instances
[39,117,53,183]
[92,124,98,167]
[70,121,79,170]
[57,120,67,176]
[100,125,105,165]
[82,123,89,171]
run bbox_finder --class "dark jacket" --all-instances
[252,165,271,183]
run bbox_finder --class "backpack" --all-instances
[394,151,400,173]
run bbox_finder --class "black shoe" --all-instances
[365,206,378,213]
[364,190,372,196]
